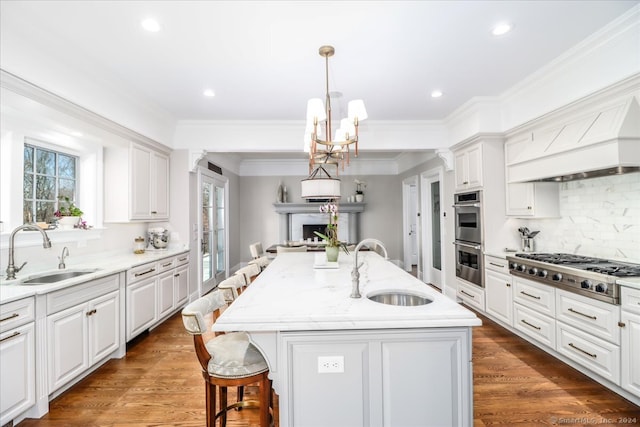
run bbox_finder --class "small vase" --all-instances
[58,216,79,230]
[355,194,364,203]
[325,245,339,263]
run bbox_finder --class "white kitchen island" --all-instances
[213,251,481,427]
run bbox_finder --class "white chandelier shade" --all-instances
[300,166,341,199]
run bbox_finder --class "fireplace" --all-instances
[274,202,365,244]
[303,224,328,241]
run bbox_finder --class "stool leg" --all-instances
[220,386,228,427]
[206,381,216,427]
[237,386,244,410]
[259,372,270,427]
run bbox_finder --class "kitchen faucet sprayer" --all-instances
[58,246,70,269]
[6,224,52,280]
[351,238,388,298]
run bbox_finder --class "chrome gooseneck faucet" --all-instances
[6,224,52,280]
[351,238,388,298]
[58,246,69,270]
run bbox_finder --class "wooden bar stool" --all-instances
[235,263,261,284]
[181,290,271,427]
[217,274,247,302]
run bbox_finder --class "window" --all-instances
[23,141,79,224]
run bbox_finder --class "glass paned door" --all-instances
[200,173,227,295]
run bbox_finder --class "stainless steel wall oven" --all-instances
[453,191,483,287]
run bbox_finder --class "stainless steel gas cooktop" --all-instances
[506,253,640,305]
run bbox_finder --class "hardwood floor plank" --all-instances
[18,309,639,426]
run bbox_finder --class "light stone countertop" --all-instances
[214,251,482,332]
[0,246,190,304]
[618,277,640,291]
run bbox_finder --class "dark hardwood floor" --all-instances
[18,307,640,426]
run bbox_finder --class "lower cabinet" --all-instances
[281,328,473,427]
[621,287,640,398]
[456,279,485,312]
[47,275,120,394]
[126,252,190,342]
[0,297,36,426]
[484,258,513,326]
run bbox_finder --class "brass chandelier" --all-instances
[304,45,368,174]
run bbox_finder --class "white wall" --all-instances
[523,172,640,262]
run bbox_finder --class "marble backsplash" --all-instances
[524,172,640,262]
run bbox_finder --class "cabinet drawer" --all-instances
[556,322,620,385]
[622,286,640,316]
[0,297,35,334]
[485,255,509,274]
[514,303,556,349]
[157,257,176,273]
[47,274,120,315]
[556,289,620,345]
[175,253,190,267]
[457,280,485,312]
[513,277,555,316]
[127,261,158,284]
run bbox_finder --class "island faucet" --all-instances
[6,224,52,280]
[351,238,388,298]
[58,246,70,269]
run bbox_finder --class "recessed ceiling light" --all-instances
[431,90,443,98]
[141,18,161,32]
[203,89,215,97]
[492,23,512,36]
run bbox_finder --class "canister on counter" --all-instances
[133,236,146,254]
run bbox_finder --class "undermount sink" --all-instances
[21,269,100,285]
[367,291,433,306]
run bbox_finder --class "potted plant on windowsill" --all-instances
[314,202,349,262]
[54,196,83,229]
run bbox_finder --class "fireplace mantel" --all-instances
[274,202,365,214]
[274,202,366,243]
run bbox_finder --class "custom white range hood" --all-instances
[506,93,640,183]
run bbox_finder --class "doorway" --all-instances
[421,168,444,289]
[198,169,229,296]
[402,176,420,275]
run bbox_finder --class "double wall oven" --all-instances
[453,190,483,287]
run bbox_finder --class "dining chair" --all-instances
[276,245,308,253]
[235,263,261,285]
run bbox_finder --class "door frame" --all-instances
[402,175,420,274]
[196,167,229,296]
[420,167,445,289]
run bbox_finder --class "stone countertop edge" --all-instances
[0,246,190,304]
[618,277,640,291]
[213,252,482,332]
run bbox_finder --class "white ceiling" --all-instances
[1,0,638,162]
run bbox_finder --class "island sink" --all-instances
[21,269,99,285]
[367,290,432,306]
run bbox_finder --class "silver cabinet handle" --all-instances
[162,262,173,267]
[178,257,187,262]
[489,262,506,268]
[460,290,475,299]
[134,268,156,277]
[0,313,19,323]
[520,291,541,300]
[453,241,481,250]
[568,342,597,359]
[0,331,20,343]
[521,319,541,330]
[568,307,596,320]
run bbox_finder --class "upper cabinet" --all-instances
[454,144,483,191]
[506,182,559,218]
[104,142,170,222]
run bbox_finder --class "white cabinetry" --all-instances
[46,275,120,394]
[0,297,35,426]
[126,252,190,341]
[621,286,640,398]
[512,277,556,348]
[281,328,472,427]
[454,144,483,191]
[104,142,170,222]
[506,182,559,217]
[484,256,512,326]
[456,279,485,312]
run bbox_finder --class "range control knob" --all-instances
[509,262,518,270]
[537,270,548,278]
[517,264,527,272]
[528,267,538,275]
[552,273,563,281]
[581,280,592,289]
[595,283,608,293]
